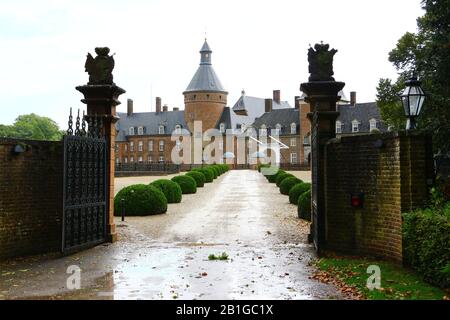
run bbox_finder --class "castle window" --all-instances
[159,156,164,163]
[159,140,164,151]
[138,126,143,135]
[336,121,343,134]
[260,125,267,136]
[303,133,310,145]
[175,124,182,135]
[124,144,128,152]
[290,138,296,147]
[138,156,143,163]
[129,127,135,136]
[352,120,360,133]
[124,157,128,164]
[159,125,165,135]
[274,124,282,136]
[130,141,134,152]
[291,123,297,135]
[220,123,225,133]
[148,155,153,162]
[138,141,143,152]
[148,140,153,151]
[369,119,377,131]
[290,153,297,164]
[130,156,134,163]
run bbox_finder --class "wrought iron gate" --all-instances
[62,109,107,254]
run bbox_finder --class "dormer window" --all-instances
[336,121,343,134]
[352,120,360,133]
[291,123,296,135]
[220,123,226,133]
[174,124,182,135]
[303,133,310,145]
[159,125,165,135]
[369,119,377,131]
[129,127,135,136]
[274,124,282,136]
[138,126,143,135]
[260,125,267,137]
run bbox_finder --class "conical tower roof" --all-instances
[184,40,227,94]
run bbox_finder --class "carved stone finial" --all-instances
[84,47,115,85]
[307,43,338,82]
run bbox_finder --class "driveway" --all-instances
[0,170,342,300]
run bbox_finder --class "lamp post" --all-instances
[401,76,426,130]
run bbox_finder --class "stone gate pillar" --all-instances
[76,47,125,242]
[300,43,345,253]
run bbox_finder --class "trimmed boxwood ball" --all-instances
[186,171,205,188]
[193,168,213,183]
[208,166,219,179]
[150,179,182,204]
[171,175,197,194]
[114,184,167,216]
[298,190,312,221]
[276,173,294,187]
[289,182,310,204]
[210,165,221,176]
[267,169,285,183]
[279,177,302,195]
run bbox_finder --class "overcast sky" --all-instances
[0,0,424,128]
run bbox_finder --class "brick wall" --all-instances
[0,138,63,260]
[324,132,433,262]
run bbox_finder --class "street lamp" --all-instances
[401,76,426,130]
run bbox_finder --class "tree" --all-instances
[376,0,450,154]
[0,114,63,141]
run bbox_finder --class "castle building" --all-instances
[114,40,387,169]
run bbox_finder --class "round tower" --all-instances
[183,40,228,133]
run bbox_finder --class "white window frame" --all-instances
[274,124,282,136]
[159,140,164,151]
[219,123,225,133]
[303,134,310,145]
[159,125,165,135]
[130,156,134,163]
[148,155,152,162]
[260,125,267,137]
[369,119,377,131]
[336,121,342,134]
[352,120,360,133]
[130,141,134,152]
[159,156,164,163]
[148,140,153,151]
[290,153,297,164]
[138,141,143,152]
[124,144,128,152]
[290,138,296,147]
[138,126,143,135]
[124,157,128,164]
[291,123,296,135]
[138,156,143,163]
[174,124,181,135]
[129,127,135,136]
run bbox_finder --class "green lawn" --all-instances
[315,257,449,300]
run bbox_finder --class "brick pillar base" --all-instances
[76,84,126,243]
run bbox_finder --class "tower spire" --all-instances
[200,39,212,65]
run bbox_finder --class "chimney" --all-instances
[173,107,179,111]
[127,99,133,116]
[265,98,273,113]
[350,91,356,106]
[156,97,161,113]
[273,90,281,104]
[294,96,300,110]
[163,104,168,112]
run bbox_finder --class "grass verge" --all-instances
[314,257,449,300]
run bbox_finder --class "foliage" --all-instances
[0,113,63,141]
[257,163,270,172]
[150,179,182,204]
[171,175,197,194]
[298,190,311,221]
[208,252,229,261]
[289,182,311,205]
[186,171,205,188]
[279,177,302,195]
[376,0,450,153]
[276,173,294,187]
[114,184,167,216]
[315,257,448,300]
[402,203,450,288]
[193,168,214,183]
[208,166,219,179]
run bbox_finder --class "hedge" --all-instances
[298,190,311,221]
[186,171,205,188]
[266,169,285,183]
[193,168,214,182]
[276,173,294,187]
[114,184,167,216]
[150,179,182,204]
[279,177,302,195]
[289,182,310,204]
[171,175,197,194]
[209,166,219,179]
[403,203,450,288]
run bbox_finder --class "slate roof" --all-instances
[336,102,388,134]
[231,94,292,124]
[184,40,227,93]
[252,108,300,136]
[115,110,188,142]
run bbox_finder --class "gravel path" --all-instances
[0,170,343,300]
